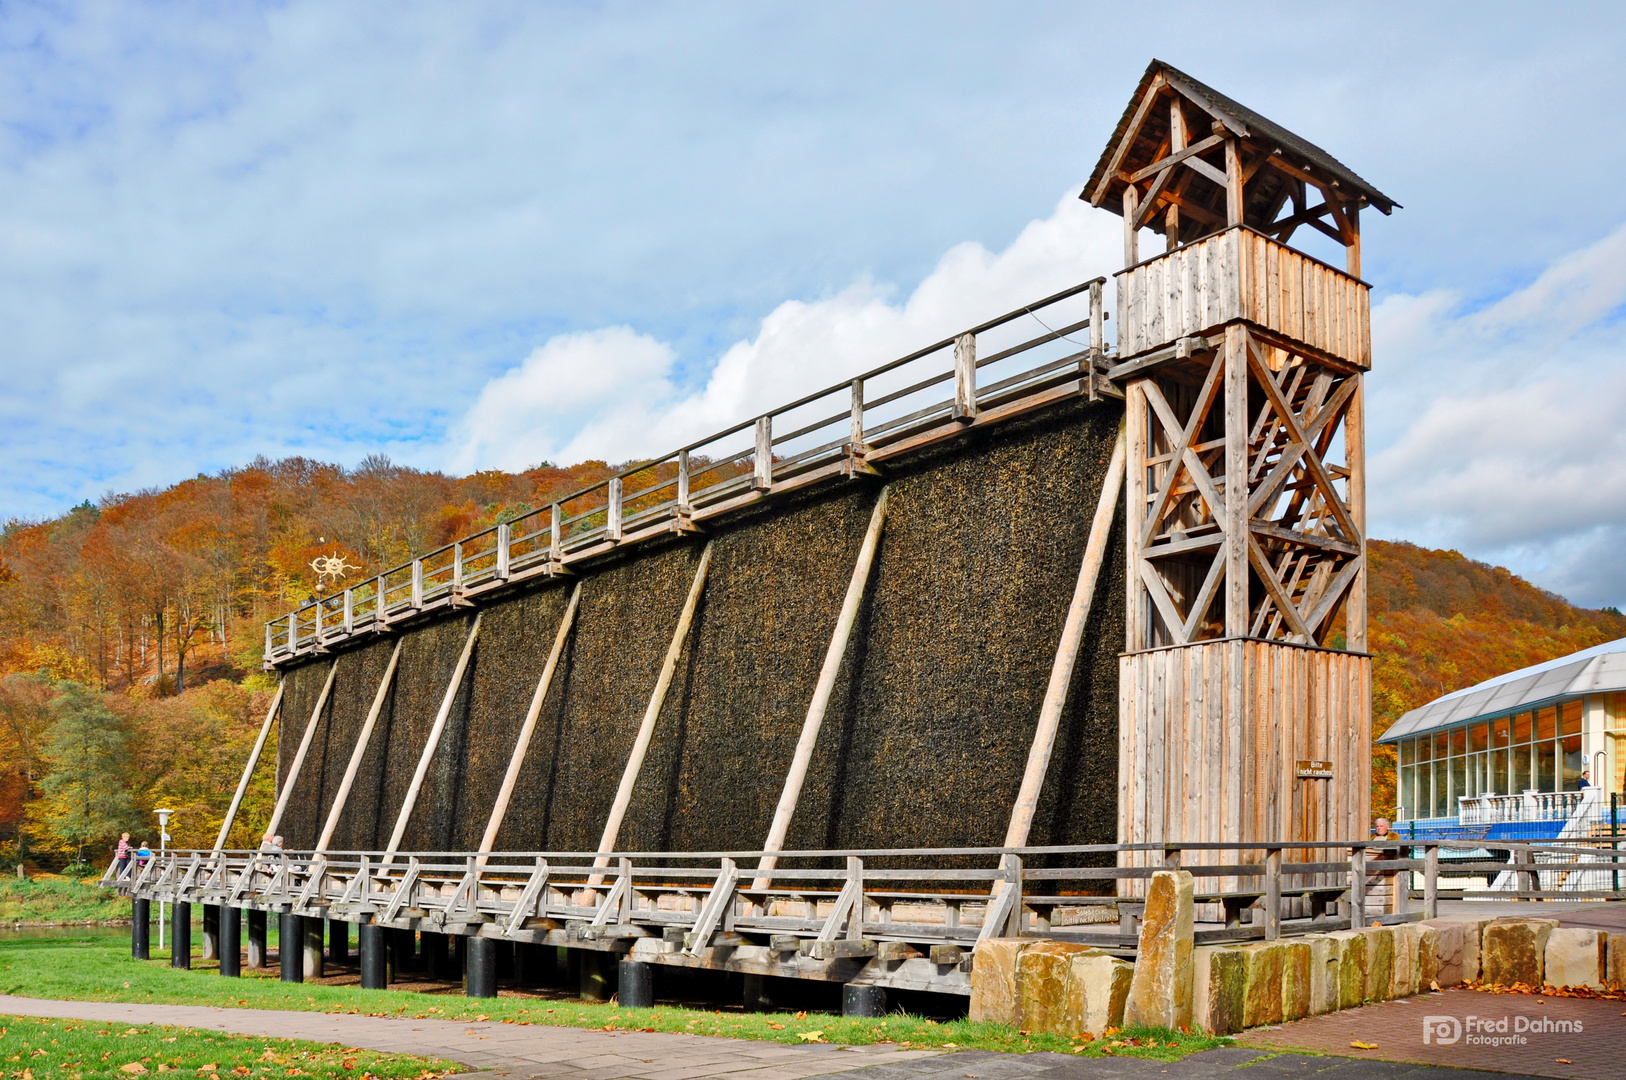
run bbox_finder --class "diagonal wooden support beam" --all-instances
[313,638,404,857]
[1002,422,1125,850]
[1302,555,1364,639]
[1138,353,1224,550]
[1138,560,1191,646]
[1179,548,1228,642]
[753,487,890,890]
[383,612,483,861]
[1244,339,1359,543]
[1247,534,1315,642]
[264,660,339,841]
[477,583,583,863]
[214,678,284,853]
[593,543,714,875]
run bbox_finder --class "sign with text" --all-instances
[1296,759,1334,779]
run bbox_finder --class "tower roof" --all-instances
[1084,60,1398,247]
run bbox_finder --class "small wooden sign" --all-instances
[1296,759,1334,779]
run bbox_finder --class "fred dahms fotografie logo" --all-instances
[1421,1016,1460,1044]
[1425,1014,1584,1047]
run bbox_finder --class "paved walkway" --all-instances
[1238,987,1625,1080]
[0,996,1557,1080]
[0,996,938,1080]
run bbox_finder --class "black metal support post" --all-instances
[219,906,241,977]
[618,960,654,1008]
[170,901,191,969]
[202,904,219,961]
[422,931,450,978]
[327,918,348,966]
[247,910,267,968]
[743,973,773,1012]
[842,984,887,1018]
[131,898,150,960]
[359,923,387,990]
[279,913,303,982]
[302,916,325,979]
[464,936,497,999]
[390,928,417,976]
[579,950,615,1002]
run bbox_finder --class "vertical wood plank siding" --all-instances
[1117,640,1371,867]
[1114,228,1371,367]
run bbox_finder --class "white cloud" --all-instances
[1369,223,1626,607]
[450,191,1122,469]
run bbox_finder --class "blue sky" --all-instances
[2,2,1624,606]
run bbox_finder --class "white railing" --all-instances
[1459,790,1590,825]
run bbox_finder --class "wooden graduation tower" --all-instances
[1086,61,1398,855]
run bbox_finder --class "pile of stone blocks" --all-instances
[970,888,1626,1041]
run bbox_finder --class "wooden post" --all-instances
[754,417,772,490]
[1125,382,1146,650]
[1223,328,1250,636]
[313,639,405,856]
[1423,843,1439,918]
[1344,379,1367,652]
[549,503,563,564]
[592,543,714,870]
[213,679,285,852]
[1349,846,1366,924]
[287,612,297,650]
[374,575,386,620]
[265,622,273,658]
[477,584,583,859]
[1263,846,1282,941]
[1087,281,1104,399]
[953,333,977,420]
[849,379,866,458]
[410,560,423,609]
[342,590,354,634]
[1123,185,1140,266]
[1346,205,1362,278]
[453,543,464,591]
[677,450,692,512]
[264,660,340,840]
[1002,423,1125,849]
[754,488,890,889]
[382,613,483,859]
[607,478,624,540]
[1224,138,1243,226]
[496,523,512,578]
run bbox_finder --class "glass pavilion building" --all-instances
[1378,638,1626,825]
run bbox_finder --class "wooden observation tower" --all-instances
[1086,61,1398,853]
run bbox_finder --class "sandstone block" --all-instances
[1015,939,1097,1034]
[1239,941,1285,1028]
[1544,928,1606,990]
[1306,935,1339,1015]
[1481,918,1555,988]
[1607,932,1626,989]
[1418,919,1470,987]
[1389,923,1422,998]
[1063,950,1133,1037]
[969,938,1025,1023]
[1123,870,1195,1031]
[1326,930,1367,1010]
[1358,925,1394,1003]
[1280,940,1312,1021]
[1191,945,1247,1035]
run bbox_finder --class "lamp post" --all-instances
[155,809,174,952]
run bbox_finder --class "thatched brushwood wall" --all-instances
[274,395,1126,854]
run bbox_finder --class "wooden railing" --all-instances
[266,278,1110,663]
[108,838,1626,968]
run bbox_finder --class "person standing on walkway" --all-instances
[114,833,133,879]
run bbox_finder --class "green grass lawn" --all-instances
[0,931,1232,1062]
[0,1014,453,1080]
[0,879,130,925]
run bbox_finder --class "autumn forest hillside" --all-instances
[0,455,1621,865]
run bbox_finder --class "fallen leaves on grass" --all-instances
[797,1031,826,1043]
